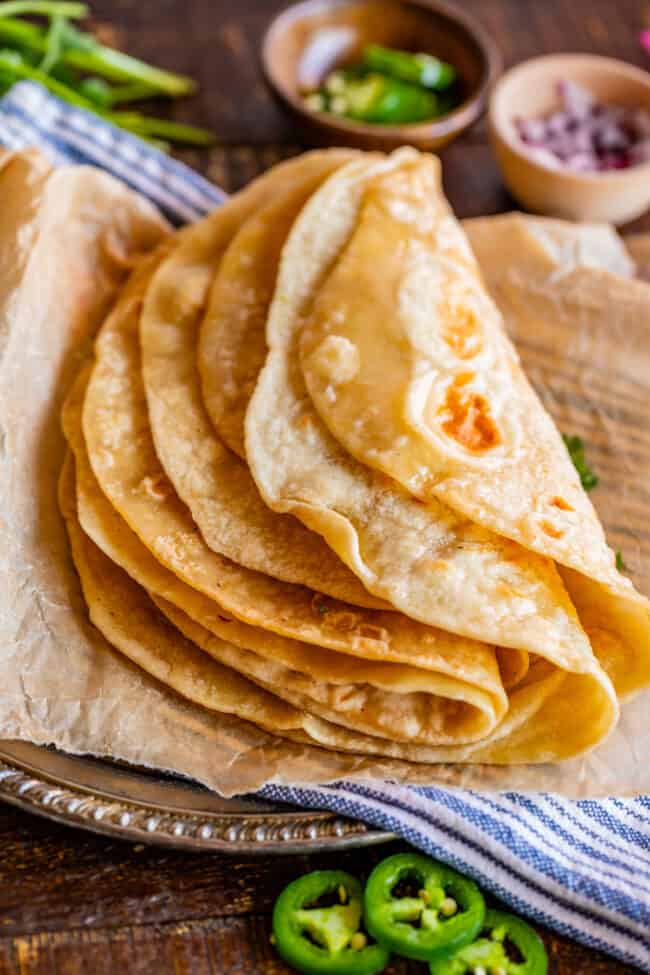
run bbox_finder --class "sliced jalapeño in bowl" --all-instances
[362,44,457,91]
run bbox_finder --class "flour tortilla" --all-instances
[245,155,603,686]
[159,594,606,765]
[294,151,650,700]
[296,152,619,585]
[140,150,383,607]
[203,189,643,702]
[82,254,518,688]
[65,367,508,747]
[61,442,578,763]
[154,595,499,754]
[61,450,616,764]
[58,452,311,741]
[196,157,366,458]
[200,202,633,477]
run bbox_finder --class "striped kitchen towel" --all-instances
[0,80,225,220]
[1,81,648,972]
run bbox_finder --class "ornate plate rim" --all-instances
[0,740,394,853]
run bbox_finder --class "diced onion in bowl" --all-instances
[515,80,650,172]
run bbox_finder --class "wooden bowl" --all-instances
[489,55,650,224]
[262,0,500,151]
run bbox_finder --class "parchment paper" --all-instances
[1,156,649,797]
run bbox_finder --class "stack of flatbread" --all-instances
[57,147,650,767]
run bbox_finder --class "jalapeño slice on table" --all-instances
[429,908,548,974]
[364,853,485,962]
[272,869,390,975]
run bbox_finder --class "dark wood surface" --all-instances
[103,0,650,231]
[0,805,642,975]
[1,1,648,972]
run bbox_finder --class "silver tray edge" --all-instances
[0,742,394,853]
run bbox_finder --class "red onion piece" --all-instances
[514,80,650,173]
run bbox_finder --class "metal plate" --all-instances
[0,740,393,853]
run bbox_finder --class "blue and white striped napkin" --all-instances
[2,81,648,971]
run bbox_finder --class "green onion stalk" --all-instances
[0,48,214,144]
[0,15,195,94]
[0,2,87,18]
[0,1,215,146]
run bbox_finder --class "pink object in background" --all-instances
[641,30,650,55]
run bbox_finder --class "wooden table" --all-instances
[1,1,648,972]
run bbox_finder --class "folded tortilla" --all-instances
[157,593,582,764]
[244,157,600,684]
[51,145,640,766]
[58,451,313,742]
[61,448,616,764]
[204,197,648,701]
[198,153,368,459]
[62,439,610,764]
[138,150,385,607]
[65,367,510,747]
[82,251,522,698]
[184,152,620,761]
[293,152,649,699]
[296,152,635,592]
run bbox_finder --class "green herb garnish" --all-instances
[615,550,626,572]
[0,1,214,146]
[562,434,599,491]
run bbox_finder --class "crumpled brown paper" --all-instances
[1,155,649,797]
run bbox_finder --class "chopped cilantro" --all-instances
[616,550,626,572]
[562,434,599,491]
